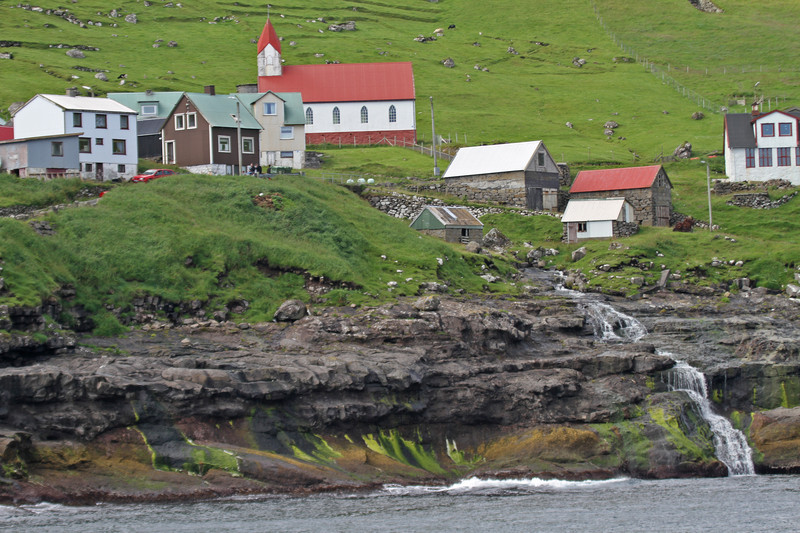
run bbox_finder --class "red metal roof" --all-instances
[257,19,280,54]
[570,165,663,193]
[0,125,13,142]
[258,62,415,103]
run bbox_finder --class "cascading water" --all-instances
[664,360,755,476]
[581,301,647,342]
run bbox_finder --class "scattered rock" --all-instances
[413,295,440,312]
[673,141,692,159]
[94,72,108,81]
[691,112,705,120]
[442,57,455,68]
[572,57,586,67]
[482,228,510,251]
[572,247,587,262]
[273,299,308,322]
[66,48,85,59]
[124,13,137,24]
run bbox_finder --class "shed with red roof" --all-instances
[256,19,416,146]
[569,165,672,226]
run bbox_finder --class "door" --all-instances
[527,187,543,210]
[567,222,577,244]
[165,141,175,164]
[95,163,103,181]
[656,206,670,227]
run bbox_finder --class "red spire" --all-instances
[257,19,281,54]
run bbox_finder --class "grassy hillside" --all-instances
[2,0,799,163]
[0,173,510,330]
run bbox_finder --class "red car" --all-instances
[131,169,176,182]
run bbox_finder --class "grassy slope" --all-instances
[0,174,505,322]
[3,0,799,162]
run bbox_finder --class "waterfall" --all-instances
[580,301,647,342]
[664,361,755,476]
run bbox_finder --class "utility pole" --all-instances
[701,160,713,231]
[229,96,243,174]
[430,96,439,177]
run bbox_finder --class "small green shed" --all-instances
[409,206,483,244]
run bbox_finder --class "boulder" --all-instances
[274,299,308,322]
[464,241,481,254]
[124,14,137,24]
[94,72,108,81]
[482,228,510,250]
[413,295,440,312]
[442,57,455,68]
[673,141,692,159]
[66,48,85,59]
[572,246,587,262]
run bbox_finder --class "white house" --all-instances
[561,197,636,243]
[12,92,138,181]
[255,19,416,146]
[724,107,800,184]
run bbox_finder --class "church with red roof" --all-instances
[256,19,416,145]
[569,165,673,226]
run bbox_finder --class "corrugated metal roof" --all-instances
[570,165,663,193]
[724,113,756,149]
[257,19,281,54]
[185,93,262,130]
[107,91,183,119]
[443,141,543,179]
[234,92,305,125]
[137,117,166,136]
[39,94,136,113]
[410,206,482,228]
[561,198,628,222]
[258,62,415,103]
[0,132,81,145]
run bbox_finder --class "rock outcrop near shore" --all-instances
[2,278,800,503]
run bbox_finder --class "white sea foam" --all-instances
[381,476,629,495]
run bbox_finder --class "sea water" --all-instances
[2,475,799,532]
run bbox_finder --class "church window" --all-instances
[388,105,396,123]
[332,107,340,125]
[360,106,368,124]
[305,107,314,125]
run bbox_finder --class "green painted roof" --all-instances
[232,91,305,125]
[185,93,262,130]
[107,91,183,119]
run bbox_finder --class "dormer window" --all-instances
[141,104,157,116]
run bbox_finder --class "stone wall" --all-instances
[366,191,560,221]
[713,179,794,194]
[614,221,639,238]
[727,192,798,209]
[444,171,527,207]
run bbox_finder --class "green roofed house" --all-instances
[234,90,305,169]
[107,91,183,159]
[409,205,483,244]
[161,88,262,175]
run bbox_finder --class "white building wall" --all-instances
[67,112,138,181]
[728,113,800,184]
[12,97,66,138]
[303,100,415,134]
[578,220,613,240]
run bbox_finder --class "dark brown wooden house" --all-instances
[161,90,261,175]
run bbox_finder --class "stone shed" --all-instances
[443,141,561,211]
[569,164,672,226]
[561,197,638,243]
[409,205,483,244]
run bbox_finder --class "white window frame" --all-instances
[186,112,197,129]
[305,107,313,125]
[140,104,157,116]
[242,137,255,154]
[280,126,293,140]
[332,107,340,124]
[388,105,396,123]
[218,135,231,153]
[174,113,185,130]
[360,106,368,124]
[263,102,277,115]
[112,139,126,155]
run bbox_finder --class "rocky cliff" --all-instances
[1,272,799,504]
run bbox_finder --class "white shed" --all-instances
[561,197,636,243]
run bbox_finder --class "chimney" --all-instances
[145,89,153,97]
[751,101,760,117]
[66,87,79,97]
[204,85,216,95]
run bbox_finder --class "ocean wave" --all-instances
[381,476,630,495]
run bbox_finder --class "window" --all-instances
[360,106,368,124]
[263,102,276,115]
[780,123,793,136]
[745,148,755,168]
[305,107,313,125]
[218,135,231,152]
[73,113,82,127]
[280,126,293,140]
[242,137,254,154]
[79,137,91,153]
[117,164,126,173]
[96,138,104,146]
[332,107,340,125]
[577,222,587,232]
[761,123,774,137]
[796,147,800,166]
[759,147,773,167]
[140,104,157,116]
[388,105,396,123]
[96,114,107,128]
[537,152,545,166]
[186,112,197,129]
[120,115,129,130]
[84,163,93,172]
[280,151,294,158]
[778,147,791,166]
[112,139,126,155]
[174,114,185,130]
[51,141,63,156]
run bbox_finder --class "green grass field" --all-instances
[2,0,799,163]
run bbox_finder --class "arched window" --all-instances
[360,106,368,124]
[332,107,340,125]
[305,107,314,125]
[388,105,397,123]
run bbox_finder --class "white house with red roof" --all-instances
[569,165,672,226]
[724,107,800,184]
[255,19,416,145]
